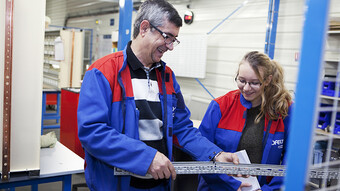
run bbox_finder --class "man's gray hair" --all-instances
[132,0,182,39]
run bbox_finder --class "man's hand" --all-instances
[214,152,239,164]
[147,151,177,180]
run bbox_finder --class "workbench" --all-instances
[0,142,84,191]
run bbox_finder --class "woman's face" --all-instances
[236,61,264,107]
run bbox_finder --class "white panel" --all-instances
[182,0,267,15]
[205,60,239,76]
[187,100,210,120]
[325,34,340,52]
[286,83,296,95]
[201,73,235,89]
[207,33,266,48]
[277,1,305,17]
[283,66,299,84]
[275,33,302,49]
[59,30,72,88]
[207,47,261,63]
[72,31,84,87]
[178,73,235,93]
[182,0,265,10]
[180,18,268,35]
[207,47,254,62]
[0,0,45,173]
[177,2,268,22]
[59,30,84,88]
[273,49,300,67]
[163,34,207,78]
[330,0,340,19]
[277,16,304,33]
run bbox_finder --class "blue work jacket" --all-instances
[198,90,292,191]
[77,47,222,191]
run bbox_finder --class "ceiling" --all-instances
[62,0,191,26]
[65,0,137,16]
[65,0,191,17]
[66,0,192,17]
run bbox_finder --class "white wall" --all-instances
[174,0,304,119]
[46,0,340,120]
[45,0,67,27]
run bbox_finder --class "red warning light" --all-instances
[184,11,194,25]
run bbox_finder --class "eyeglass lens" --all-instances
[236,78,262,88]
[149,22,180,47]
[164,36,179,46]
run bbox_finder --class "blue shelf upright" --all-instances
[118,0,133,51]
[284,0,330,190]
[264,0,280,59]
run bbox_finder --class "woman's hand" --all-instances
[237,182,252,191]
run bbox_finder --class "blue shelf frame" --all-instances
[118,0,133,51]
[264,0,280,59]
[0,174,72,191]
[41,90,61,134]
[284,0,330,190]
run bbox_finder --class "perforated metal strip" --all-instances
[2,0,14,181]
[114,161,340,180]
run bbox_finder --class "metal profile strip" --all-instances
[114,162,340,180]
[2,0,14,181]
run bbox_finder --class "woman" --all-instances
[198,51,292,191]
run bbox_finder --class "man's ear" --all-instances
[140,20,150,36]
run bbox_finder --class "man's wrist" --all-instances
[212,151,223,162]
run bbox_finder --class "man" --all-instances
[77,0,239,190]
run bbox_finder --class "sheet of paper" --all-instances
[234,150,261,191]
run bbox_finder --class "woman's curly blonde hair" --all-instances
[237,51,292,122]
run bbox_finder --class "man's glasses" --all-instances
[235,77,262,89]
[149,22,180,47]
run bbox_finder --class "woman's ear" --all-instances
[264,75,273,86]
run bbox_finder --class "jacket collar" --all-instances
[240,93,252,109]
[118,45,128,74]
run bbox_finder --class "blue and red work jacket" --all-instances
[198,90,292,191]
[77,47,223,191]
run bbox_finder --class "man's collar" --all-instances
[126,41,163,71]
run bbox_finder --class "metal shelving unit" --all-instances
[43,27,90,89]
[43,30,61,88]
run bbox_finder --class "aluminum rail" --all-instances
[114,161,340,180]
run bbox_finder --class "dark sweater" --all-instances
[237,105,264,164]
